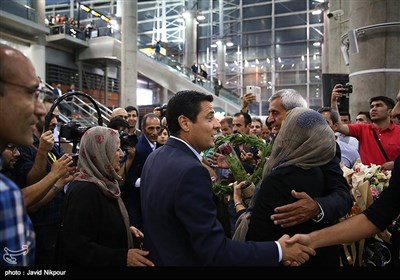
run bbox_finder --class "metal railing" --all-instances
[44,82,112,127]
[57,96,111,127]
[139,50,243,102]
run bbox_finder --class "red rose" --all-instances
[95,134,104,144]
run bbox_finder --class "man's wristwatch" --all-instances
[313,211,323,222]
[52,184,62,193]
[313,201,324,222]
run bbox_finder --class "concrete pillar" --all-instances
[347,0,400,116]
[161,87,168,105]
[217,43,226,86]
[116,0,122,17]
[324,0,350,73]
[217,0,226,85]
[327,0,399,117]
[32,0,45,25]
[31,0,46,80]
[183,10,197,69]
[69,0,74,18]
[31,44,46,80]
[120,0,137,108]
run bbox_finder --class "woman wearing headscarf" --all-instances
[57,126,154,266]
[244,107,341,266]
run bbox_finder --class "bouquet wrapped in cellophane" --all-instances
[343,161,391,217]
[341,160,395,266]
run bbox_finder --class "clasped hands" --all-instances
[278,234,315,266]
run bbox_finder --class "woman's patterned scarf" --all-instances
[263,107,336,179]
[74,126,133,248]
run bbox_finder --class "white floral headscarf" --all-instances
[74,126,133,248]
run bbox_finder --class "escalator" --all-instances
[136,51,243,116]
[78,37,243,116]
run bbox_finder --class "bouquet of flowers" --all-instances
[343,161,391,214]
[341,161,394,266]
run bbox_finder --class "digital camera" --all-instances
[59,121,89,142]
[119,132,138,150]
[341,84,353,95]
[158,104,167,118]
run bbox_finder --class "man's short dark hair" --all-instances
[370,96,395,109]
[220,116,233,127]
[339,111,351,121]
[233,111,252,126]
[357,111,371,121]
[141,112,159,129]
[318,106,340,124]
[166,90,213,136]
[125,105,138,115]
[252,117,263,127]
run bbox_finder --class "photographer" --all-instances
[11,94,76,266]
[108,117,137,181]
[153,104,168,127]
[331,84,400,170]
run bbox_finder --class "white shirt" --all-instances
[56,88,62,97]
[335,132,359,150]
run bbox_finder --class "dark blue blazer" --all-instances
[140,137,280,266]
[52,88,61,100]
[121,134,153,230]
[314,143,353,222]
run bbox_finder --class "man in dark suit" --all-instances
[140,90,315,266]
[52,83,62,100]
[121,113,160,231]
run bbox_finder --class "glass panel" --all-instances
[275,28,307,43]
[243,5,271,18]
[243,32,273,47]
[243,18,271,32]
[275,0,307,14]
[276,43,307,56]
[275,14,306,28]
[275,71,307,85]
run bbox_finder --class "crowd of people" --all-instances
[46,14,106,40]
[1,43,400,273]
[191,62,209,85]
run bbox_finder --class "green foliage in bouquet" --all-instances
[211,133,273,198]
